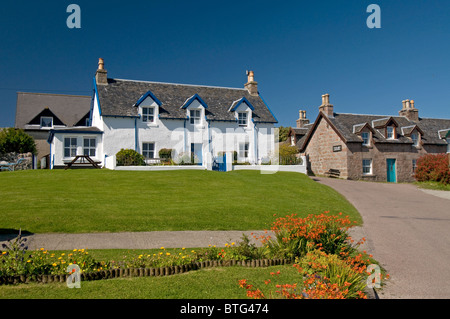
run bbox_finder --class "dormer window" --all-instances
[142,107,155,123]
[190,109,201,125]
[40,116,53,128]
[238,112,248,127]
[361,132,370,146]
[386,126,395,139]
[411,132,419,147]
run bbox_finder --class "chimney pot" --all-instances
[296,110,310,128]
[95,58,108,85]
[319,93,334,117]
[244,70,258,96]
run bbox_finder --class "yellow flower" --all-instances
[58,257,62,260]
[166,253,170,256]
[73,249,77,252]
[61,253,65,256]
[182,247,185,250]
[40,248,44,251]
[231,242,235,246]
[160,247,165,250]
[52,263,57,267]
[27,260,31,263]
[2,252,6,255]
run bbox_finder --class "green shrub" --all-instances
[116,149,145,166]
[158,148,173,159]
[0,128,36,155]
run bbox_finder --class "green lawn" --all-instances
[0,264,299,299]
[0,169,361,233]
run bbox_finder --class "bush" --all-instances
[116,149,145,166]
[260,212,357,259]
[0,128,36,155]
[414,154,450,185]
[158,148,173,159]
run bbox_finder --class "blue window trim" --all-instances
[134,90,162,107]
[181,94,208,109]
[229,97,255,112]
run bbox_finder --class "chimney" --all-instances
[296,110,310,128]
[95,58,108,85]
[244,70,258,96]
[399,98,419,122]
[319,93,334,117]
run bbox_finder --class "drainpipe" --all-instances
[134,117,138,152]
[252,119,258,165]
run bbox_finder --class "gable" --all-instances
[27,108,65,126]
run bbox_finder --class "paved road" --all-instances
[313,177,450,299]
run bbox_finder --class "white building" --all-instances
[48,59,278,169]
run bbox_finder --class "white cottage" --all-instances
[48,59,278,169]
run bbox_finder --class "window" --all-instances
[447,138,450,153]
[142,107,155,123]
[239,143,249,160]
[411,133,419,147]
[238,112,247,127]
[142,143,155,159]
[190,109,201,125]
[40,116,53,128]
[386,126,395,139]
[64,138,77,158]
[361,132,370,146]
[362,159,372,175]
[83,138,96,157]
[412,159,418,173]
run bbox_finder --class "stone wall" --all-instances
[304,117,349,178]
[346,141,445,183]
[0,152,33,170]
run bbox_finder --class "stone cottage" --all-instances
[298,94,450,182]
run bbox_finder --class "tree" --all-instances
[277,126,291,142]
[0,128,37,155]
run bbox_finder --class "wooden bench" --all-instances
[325,168,340,177]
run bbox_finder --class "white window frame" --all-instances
[239,142,249,161]
[83,137,96,157]
[238,112,248,127]
[40,116,53,128]
[362,159,372,175]
[447,138,450,153]
[386,126,395,139]
[361,132,370,146]
[190,109,201,125]
[142,142,155,159]
[142,107,155,123]
[411,132,419,147]
[64,137,78,158]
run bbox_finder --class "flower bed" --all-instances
[0,212,389,299]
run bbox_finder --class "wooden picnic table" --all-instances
[64,155,101,170]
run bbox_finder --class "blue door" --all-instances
[386,159,396,183]
[191,143,202,165]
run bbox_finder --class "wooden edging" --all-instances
[0,258,294,286]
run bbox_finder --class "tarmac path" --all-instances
[313,177,450,299]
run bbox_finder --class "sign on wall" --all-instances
[333,145,342,152]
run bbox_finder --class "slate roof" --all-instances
[300,112,450,151]
[15,92,91,129]
[96,78,277,124]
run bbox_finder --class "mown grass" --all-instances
[0,265,299,299]
[414,181,450,191]
[0,169,361,233]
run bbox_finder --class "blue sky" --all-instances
[1,0,449,128]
